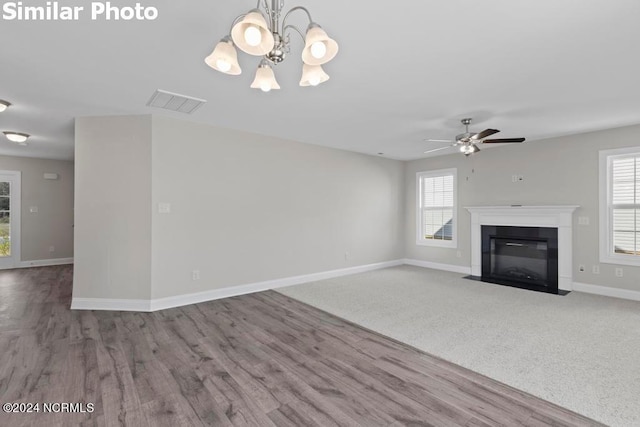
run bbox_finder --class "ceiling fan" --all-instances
[424,118,525,156]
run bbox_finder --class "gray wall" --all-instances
[0,155,74,261]
[151,116,405,298]
[73,114,404,301]
[74,113,640,302]
[405,124,640,291]
[73,115,152,300]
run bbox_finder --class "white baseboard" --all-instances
[573,282,640,302]
[17,257,74,268]
[403,258,472,275]
[70,298,151,312]
[66,260,640,311]
[151,259,404,311]
[72,259,405,312]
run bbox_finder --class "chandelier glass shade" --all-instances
[204,37,242,75]
[231,10,275,56]
[301,24,338,66]
[250,60,281,92]
[299,64,329,87]
[205,0,339,91]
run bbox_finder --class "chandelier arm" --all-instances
[228,13,247,34]
[283,24,305,42]
[261,0,271,19]
[281,6,313,34]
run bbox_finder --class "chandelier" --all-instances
[204,0,339,92]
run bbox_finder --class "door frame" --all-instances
[0,170,21,269]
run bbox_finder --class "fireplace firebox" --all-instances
[481,226,559,294]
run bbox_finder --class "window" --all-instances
[599,147,640,266]
[416,168,457,248]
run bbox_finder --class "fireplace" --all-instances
[481,226,558,294]
[465,206,578,293]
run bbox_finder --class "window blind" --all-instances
[421,174,454,241]
[611,155,640,256]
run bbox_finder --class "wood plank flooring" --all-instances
[0,265,603,426]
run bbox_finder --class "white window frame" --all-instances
[416,168,457,248]
[599,146,640,267]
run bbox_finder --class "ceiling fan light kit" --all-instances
[460,142,479,156]
[424,118,526,157]
[0,100,11,112]
[205,0,339,91]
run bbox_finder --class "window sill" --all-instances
[416,239,457,249]
[600,253,640,268]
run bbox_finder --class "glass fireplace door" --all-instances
[490,237,549,285]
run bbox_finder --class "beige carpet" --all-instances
[277,265,640,427]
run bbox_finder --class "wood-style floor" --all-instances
[0,266,602,427]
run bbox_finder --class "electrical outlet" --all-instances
[512,175,518,183]
[158,203,171,214]
[578,265,585,272]
[578,216,590,226]
[192,270,200,280]
[592,265,600,274]
[456,251,462,258]
[49,246,55,253]
[344,251,349,260]
[615,268,624,278]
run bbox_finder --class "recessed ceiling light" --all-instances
[3,131,30,145]
[0,100,10,113]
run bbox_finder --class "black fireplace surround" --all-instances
[481,226,559,294]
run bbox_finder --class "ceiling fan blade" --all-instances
[471,129,500,140]
[425,139,454,143]
[424,146,454,154]
[482,138,526,144]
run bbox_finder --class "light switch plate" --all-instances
[29,206,38,213]
[578,216,590,225]
[158,203,171,214]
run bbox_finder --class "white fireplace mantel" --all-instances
[465,205,579,291]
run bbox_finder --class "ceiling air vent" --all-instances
[146,89,207,114]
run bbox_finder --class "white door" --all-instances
[0,171,21,269]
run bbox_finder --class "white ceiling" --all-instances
[1,0,640,161]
